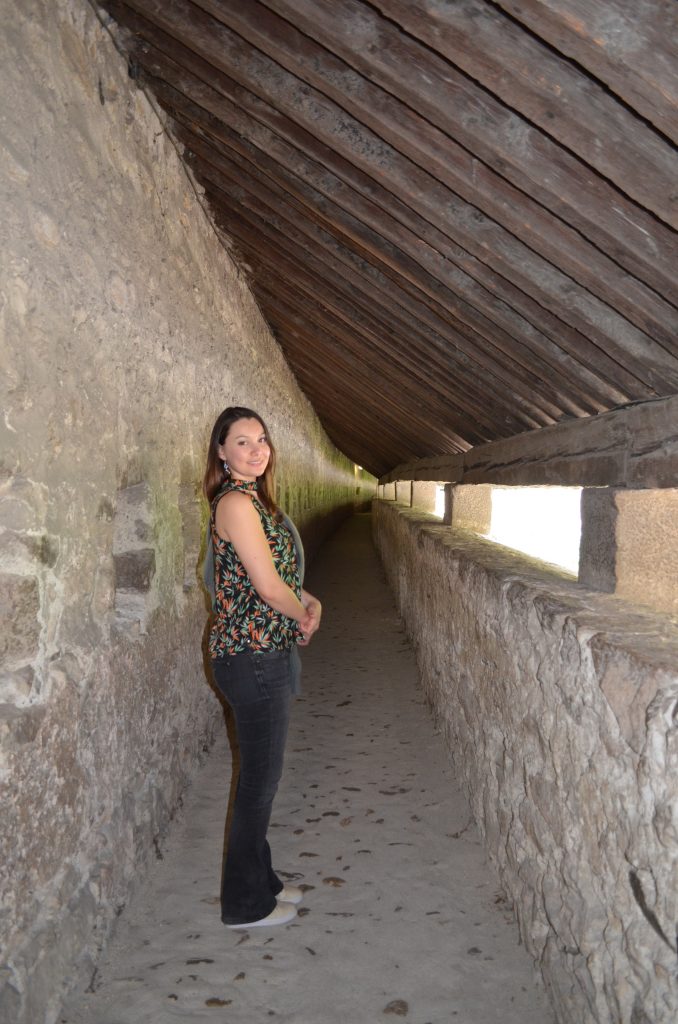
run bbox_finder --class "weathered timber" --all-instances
[115,1,655,403]
[133,42,650,407]
[121,0,678,393]
[380,397,678,489]
[381,454,465,487]
[204,185,577,424]
[263,0,678,324]
[169,90,634,411]
[495,0,678,142]
[188,126,589,424]
[362,0,677,224]
[212,203,517,443]
[213,207,543,438]
[100,0,678,478]
[261,304,472,456]
[254,279,529,443]
[250,272,498,448]
[233,300,465,474]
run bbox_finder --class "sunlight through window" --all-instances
[434,484,582,573]
[488,487,582,574]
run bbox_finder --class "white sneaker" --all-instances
[225,901,297,930]
[278,885,304,905]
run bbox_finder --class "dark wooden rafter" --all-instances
[380,395,678,489]
[244,264,538,441]
[494,0,678,142]
[100,0,678,478]
[200,159,622,436]
[362,0,678,217]
[232,300,462,467]
[130,35,662,403]
[118,0,678,391]
[259,0,678,322]
[186,127,599,424]
[189,0,678,353]
[168,72,643,411]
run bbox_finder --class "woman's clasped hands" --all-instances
[298,589,322,646]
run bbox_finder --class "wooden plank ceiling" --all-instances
[100,0,678,477]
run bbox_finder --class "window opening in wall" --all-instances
[488,486,582,574]
[434,484,445,518]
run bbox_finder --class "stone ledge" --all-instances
[378,501,678,743]
[373,498,678,1024]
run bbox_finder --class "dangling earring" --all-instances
[223,460,230,475]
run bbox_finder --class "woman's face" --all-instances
[218,417,270,482]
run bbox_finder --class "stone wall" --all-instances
[373,500,678,1024]
[0,2,374,1021]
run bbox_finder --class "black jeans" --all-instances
[212,648,294,925]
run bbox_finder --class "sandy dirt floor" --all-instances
[60,513,554,1024]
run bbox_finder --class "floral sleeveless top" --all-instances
[209,479,303,658]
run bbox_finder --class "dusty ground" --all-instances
[60,513,554,1024]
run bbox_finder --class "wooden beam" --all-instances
[380,396,678,489]
[263,0,678,323]
[187,127,581,427]
[169,95,630,413]
[208,200,502,430]
[381,454,465,487]
[244,313,461,474]
[363,0,677,224]
[494,0,678,143]
[185,0,678,383]
[194,164,545,423]
[118,0,678,396]
[125,33,651,406]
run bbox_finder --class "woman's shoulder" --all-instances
[214,488,258,516]
[213,488,264,545]
[215,486,254,503]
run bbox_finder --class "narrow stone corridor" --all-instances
[60,514,553,1024]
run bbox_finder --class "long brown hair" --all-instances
[203,406,279,515]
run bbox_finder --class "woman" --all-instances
[203,406,321,930]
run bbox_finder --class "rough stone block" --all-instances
[590,636,670,754]
[112,482,153,554]
[0,702,47,749]
[0,530,58,572]
[0,476,47,533]
[112,484,157,632]
[178,482,202,591]
[113,548,156,591]
[578,488,617,592]
[0,665,34,704]
[0,573,41,663]
[0,971,21,1024]
[394,480,412,504]
[451,484,493,534]
[580,487,678,617]
[443,482,454,525]
[411,480,438,513]
[614,489,678,618]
